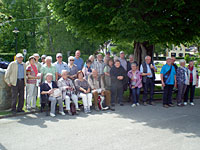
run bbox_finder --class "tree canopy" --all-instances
[50,0,200,45]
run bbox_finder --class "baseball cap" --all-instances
[16,53,23,58]
[166,57,172,60]
[56,53,62,58]
[33,53,40,57]
[120,51,124,54]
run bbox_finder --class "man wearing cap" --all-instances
[5,53,26,114]
[160,57,177,108]
[41,55,46,66]
[140,56,157,105]
[53,53,70,80]
[74,50,84,71]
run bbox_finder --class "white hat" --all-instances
[166,57,172,60]
[16,53,23,58]
[33,53,40,57]
[41,55,46,58]
[56,53,62,58]
[120,51,124,54]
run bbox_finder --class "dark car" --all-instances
[0,58,10,69]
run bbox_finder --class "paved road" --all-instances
[0,100,200,150]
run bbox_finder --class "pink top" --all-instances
[26,64,38,84]
[127,70,142,88]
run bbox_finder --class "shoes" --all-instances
[67,110,72,116]
[87,107,91,113]
[177,103,184,107]
[110,105,115,111]
[59,111,65,116]
[136,103,140,106]
[184,102,187,106]
[120,103,124,106]
[76,108,81,111]
[190,102,194,106]
[84,108,88,114]
[168,104,174,107]
[143,102,147,106]
[131,104,136,107]
[95,106,100,111]
[50,113,56,117]
[163,104,169,108]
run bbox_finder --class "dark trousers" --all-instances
[163,85,174,105]
[111,86,123,105]
[11,79,25,111]
[132,88,140,104]
[184,83,195,103]
[143,78,154,102]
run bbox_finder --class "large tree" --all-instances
[50,0,200,64]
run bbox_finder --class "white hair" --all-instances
[145,56,151,60]
[179,59,186,64]
[131,62,137,67]
[45,56,52,62]
[45,73,53,80]
[68,56,75,63]
[61,70,69,75]
[89,55,94,60]
[129,54,134,58]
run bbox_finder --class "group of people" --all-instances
[4,50,199,117]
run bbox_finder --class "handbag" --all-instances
[50,88,62,98]
[163,66,172,83]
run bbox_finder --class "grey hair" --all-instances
[179,59,186,64]
[61,70,69,75]
[129,54,134,58]
[45,73,53,79]
[89,55,94,60]
[145,56,151,60]
[45,56,52,62]
[68,56,74,63]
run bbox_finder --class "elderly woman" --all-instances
[40,56,58,82]
[75,71,93,113]
[26,56,40,110]
[57,70,80,115]
[104,58,114,90]
[184,60,199,106]
[127,63,142,107]
[82,59,92,80]
[176,59,189,106]
[68,56,79,80]
[40,73,65,117]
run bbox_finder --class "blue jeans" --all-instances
[132,88,140,104]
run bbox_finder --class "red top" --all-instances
[26,64,38,84]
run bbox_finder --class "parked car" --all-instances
[0,58,10,69]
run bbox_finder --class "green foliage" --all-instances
[0,0,99,55]
[50,0,200,45]
[111,41,134,56]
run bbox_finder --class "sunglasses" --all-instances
[70,60,74,61]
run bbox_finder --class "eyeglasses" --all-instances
[70,60,74,61]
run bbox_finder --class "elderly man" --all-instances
[41,55,46,66]
[5,53,26,114]
[33,53,42,72]
[74,50,84,70]
[88,69,111,111]
[119,51,128,71]
[57,70,80,115]
[160,57,177,108]
[54,53,70,79]
[93,54,106,75]
[41,56,58,82]
[140,56,157,105]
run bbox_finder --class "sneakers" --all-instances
[143,102,147,106]
[163,104,169,108]
[110,105,115,111]
[76,108,81,111]
[136,103,140,106]
[184,102,187,106]
[120,103,124,106]
[87,107,91,113]
[50,113,56,117]
[84,108,88,114]
[67,110,72,116]
[190,102,195,106]
[131,104,136,107]
[177,103,183,107]
[59,111,65,116]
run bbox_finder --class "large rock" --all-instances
[0,68,12,110]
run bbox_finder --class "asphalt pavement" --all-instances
[0,100,200,150]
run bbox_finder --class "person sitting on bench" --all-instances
[40,73,65,117]
[57,70,80,115]
[88,69,111,111]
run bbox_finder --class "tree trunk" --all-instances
[133,41,154,66]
